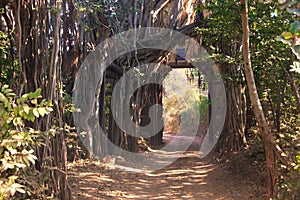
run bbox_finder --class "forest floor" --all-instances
[68,127,267,200]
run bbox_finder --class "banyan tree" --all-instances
[0,0,254,198]
[73,0,205,157]
[73,0,247,159]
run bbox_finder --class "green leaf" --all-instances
[21,93,30,102]
[6,117,13,124]
[21,156,30,166]
[37,107,48,117]
[32,108,39,118]
[31,99,38,105]
[28,110,35,122]
[23,104,30,114]
[290,21,300,36]
[13,117,24,126]
[79,7,86,12]
[0,107,5,116]
[29,88,42,99]
[45,107,53,113]
[282,31,293,40]
[296,155,300,164]
[0,92,8,103]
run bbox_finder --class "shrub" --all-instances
[0,84,53,199]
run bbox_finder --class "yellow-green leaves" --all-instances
[20,88,42,103]
[0,85,53,199]
[278,21,300,60]
[282,31,293,39]
[0,176,25,198]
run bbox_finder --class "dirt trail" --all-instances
[68,133,265,200]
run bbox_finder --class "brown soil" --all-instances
[68,132,266,200]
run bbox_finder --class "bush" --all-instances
[277,115,300,199]
[0,85,53,199]
[163,92,209,132]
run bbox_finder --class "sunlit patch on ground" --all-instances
[68,148,264,200]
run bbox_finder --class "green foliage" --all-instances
[247,2,300,197]
[181,92,209,122]
[0,85,53,199]
[295,154,300,172]
[77,0,104,13]
[196,0,242,65]
[278,20,300,60]
[163,90,208,132]
[0,31,15,85]
[194,95,209,120]
[276,115,300,199]
[248,1,295,113]
[278,0,300,73]
[199,0,299,197]
[163,95,181,132]
[278,168,300,199]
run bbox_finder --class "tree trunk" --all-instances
[215,63,247,153]
[285,69,300,114]
[14,0,71,198]
[241,0,277,198]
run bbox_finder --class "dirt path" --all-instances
[68,133,265,199]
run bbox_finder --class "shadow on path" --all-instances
[68,136,263,200]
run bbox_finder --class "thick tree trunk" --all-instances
[141,84,164,146]
[107,79,139,154]
[14,0,71,198]
[215,63,247,153]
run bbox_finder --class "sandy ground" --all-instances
[68,132,266,200]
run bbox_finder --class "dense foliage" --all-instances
[197,0,300,198]
[0,85,53,199]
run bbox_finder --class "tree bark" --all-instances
[14,0,71,198]
[215,63,247,153]
[285,69,300,114]
[241,0,277,198]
